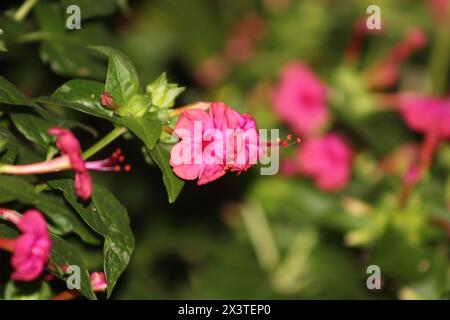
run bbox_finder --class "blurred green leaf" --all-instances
[60,0,118,19]
[35,2,111,78]
[49,179,135,298]
[0,223,18,238]
[0,75,36,107]
[4,280,52,300]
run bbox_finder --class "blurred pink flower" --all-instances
[170,102,262,185]
[400,96,450,138]
[427,0,450,23]
[365,28,427,89]
[400,95,450,171]
[225,13,265,64]
[272,61,329,136]
[296,134,353,191]
[91,272,107,292]
[11,210,51,281]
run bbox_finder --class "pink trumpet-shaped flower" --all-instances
[272,61,329,137]
[10,210,52,281]
[365,28,427,89]
[0,128,130,201]
[400,95,450,172]
[296,134,353,192]
[400,96,450,138]
[90,272,107,292]
[170,102,263,185]
[48,128,92,200]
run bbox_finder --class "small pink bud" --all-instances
[100,92,117,110]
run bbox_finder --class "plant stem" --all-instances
[14,0,39,22]
[429,25,450,96]
[240,201,280,273]
[82,127,127,160]
[169,102,210,118]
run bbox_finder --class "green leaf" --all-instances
[49,235,97,300]
[146,73,185,109]
[119,112,162,150]
[35,2,111,78]
[0,176,99,245]
[146,144,184,203]
[92,46,140,107]
[39,79,114,120]
[49,179,135,298]
[10,109,52,150]
[60,0,118,19]
[0,75,36,107]
[0,223,18,238]
[0,126,18,164]
[4,280,52,300]
[38,79,162,150]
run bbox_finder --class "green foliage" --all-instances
[0,0,449,301]
[49,179,135,298]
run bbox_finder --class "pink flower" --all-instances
[49,128,92,200]
[400,96,450,172]
[170,102,263,185]
[296,134,353,191]
[400,96,450,138]
[0,128,130,201]
[365,28,427,89]
[90,272,107,292]
[272,61,328,136]
[10,210,51,281]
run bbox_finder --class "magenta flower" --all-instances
[365,28,427,89]
[48,128,92,200]
[10,210,51,281]
[170,102,263,185]
[401,96,450,138]
[0,128,130,201]
[400,95,450,171]
[90,272,107,292]
[272,61,329,137]
[296,134,353,191]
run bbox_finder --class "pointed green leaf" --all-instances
[146,144,184,203]
[10,110,52,150]
[0,75,36,107]
[118,112,162,150]
[35,2,110,78]
[49,235,97,300]
[38,79,162,150]
[92,46,140,107]
[49,179,135,298]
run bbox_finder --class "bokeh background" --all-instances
[1,0,450,299]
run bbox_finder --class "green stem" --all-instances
[14,0,39,22]
[17,31,47,43]
[82,127,127,160]
[429,26,450,96]
[240,201,280,273]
